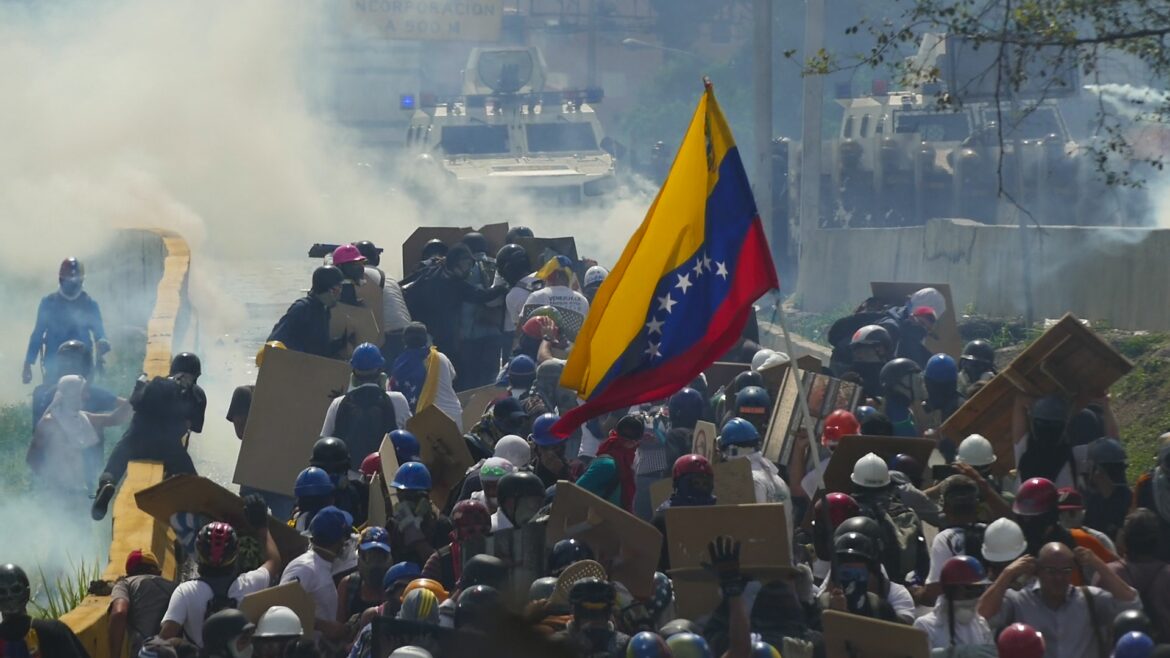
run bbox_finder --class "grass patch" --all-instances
[29,558,102,620]
[1105,332,1170,482]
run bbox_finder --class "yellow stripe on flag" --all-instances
[416,347,440,412]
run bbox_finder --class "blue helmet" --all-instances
[390,462,432,492]
[924,353,958,382]
[1114,632,1154,658]
[390,429,420,463]
[666,632,712,658]
[718,417,760,449]
[531,413,563,447]
[854,405,879,424]
[294,466,334,498]
[509,355,536,377]
[382,561,422,591]
[350,342,385,371]
[751,641,782,658]
[627,631,671,657]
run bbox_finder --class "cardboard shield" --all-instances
[704,361,751,393]
[691,421,719,464]
[239,582,316,634]
[400,223,511,280]
[821,610,930,658]
[941,313,1133,473]
[545,481,661,599]
[458,384,507,432]
[870,282,962,359]
[330,300,382,359]
[822,435,937,494]
[368,472,389,527]
[514,236,578,270]
[235,348,350,496]
[763,370,861,467]
[665,503,793,620]
[649,457,755,512]
[377,434,401,508]
[356,276,385,332]
[407,406,473,511]
[488,523,546,604]
[134,474,308,563]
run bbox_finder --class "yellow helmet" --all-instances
[401,578,449,603]
[255,341,287,367]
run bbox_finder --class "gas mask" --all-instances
[59,277,83,300]
[951,599,978,624]
[838,566,870,612]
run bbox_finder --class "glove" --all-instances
[702,535,745,597]
[243,494,269,528]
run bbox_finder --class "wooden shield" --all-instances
[407,405,473,511]
[821,435,937,494]
[649,457,755,512]
[821,610,930,658]
[239,583,316,634]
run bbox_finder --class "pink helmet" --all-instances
[332,244,366,266]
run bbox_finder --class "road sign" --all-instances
[344,0,506,43]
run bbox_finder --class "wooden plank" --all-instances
[704,361,750,393]
[940,314,1133,473]
[407,406,473,511]
[649,457,755,511]
[459,384,506,431]
[870,281,962,359]
[763,371,861,467]
[822,610,930,658]
[822,435,937,494]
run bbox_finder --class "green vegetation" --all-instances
[30,559,102,620]
[1107,332,1170,482]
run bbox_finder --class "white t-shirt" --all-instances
[161,567,271,646]
[926,527,966,585]
[432,351,464,432]
[522,286,590,336]
[279,550,339,624]
[320,384,412,436]
[367,266,412,333]
[500,274,537,332]
[913,604,995,650]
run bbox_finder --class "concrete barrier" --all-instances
[60,229,191,658]
[794,219,1170,330]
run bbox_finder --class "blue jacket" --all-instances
[25,291,106,370]
[268,295,337,358]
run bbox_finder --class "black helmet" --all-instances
[203,609,256,653]
[569,577,615,610]
[506,226,535,243]
[834,516,883,547]
[461,232,489,255]
[731,370,764,394]
[311,266,344,294]
[311,437,350,474]
[528,576,558,602]
[549,538,595,574]
[0,564,30,614]
[170,352,202,378]
[880,358,921,399]
[833,531,877,562]
[421,239,448,260]
[497,471,545,501]
[55,340,93,377]
[456,585,501,629]
[496,243,530,280]
[734,386,770,415]
[1113,609,1152,637]
[459,555,507,590]
[355,240,383,265]
[961,340,996,366]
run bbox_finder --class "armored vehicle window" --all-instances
[439,125,510,155]
[860,114,871,138]
[988,107,1064,140]
[525,123,599,152]
[892,112,971,141]
[842,115,855,139]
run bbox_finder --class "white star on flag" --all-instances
[657,293,677,313]
[676,273,693,294]
[646,317,664,335]
[692,259,704,277]
[715,261,729,279]
[645,341,661,358]
[702,253,712,271]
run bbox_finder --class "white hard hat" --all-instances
[850,452,891,488]
[982,518,1027,563]
[751,349,777,371]
[255,606,302,638]
[910,287,946,316]
[956,434,997,467]
[390,648,434,658]
[479,456,515,483]
[494,434,531,469]
[584,265,609,288]
[751,349,791,372]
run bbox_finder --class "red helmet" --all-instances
[332,244,366,266]
[1013,477,1058,516]
[822,409,860,449]
[451,500,491,535]
[816,492,861,528]
[940,555,989,586]
[997,624,1046,658]
[59,258,84,279]
[196,522,239,567]
[673,454,713,480]
[360,452,381,477]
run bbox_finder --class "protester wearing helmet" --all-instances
[320,343,412,470]
[472,457,515,513]
[846,324,893,398]
[730,386,771,435]
[816,517,917,622]
[583,265,609,304]
[1013,394,1077,488]
[279,505,356,643]
[912,556,994,652]
[521,255,590,340]
[493,243,540,334]
[1132,433,1170,560]
[505,354,538,397]
[372,562,422,623]
[669,388,705,433]
[267,265,345,358]
[452,233,508,389]
[308,436,369,526]
[951,434,1014,518]
[29,340,119,429]
[253,605,303,658]
[887,454,943,529]
[717,417,793,542]
[0,563,88,657]
[532,412,574,489]
[894,295,937,368]
[978,542,1139,658]
[922,353,963,437]
[713,371,765,423]
[495,470,547,531]
[463,397,528,462]
[581,414,643,513]
[108,549,175,658]
[290,466,335,533]
[422,499,493,591]
[918,475,987,604]
[849,452,929,587]
[201,609,256,658]
[651,454,717,571]
[388,462,452,567]
[160,513,280,646]
[337,526,394,627]
[331,243,369,301]
[552,577,630,657]
[981,518,1029,583]
[1099,510,1170,639]
[1055,488,1117,554]
[1082,437,1131,541]
[819,532,899,621]
[879,358,927,438]
[23,258,109,386]
[957,340,997,396]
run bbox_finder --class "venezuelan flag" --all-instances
[553,83,779,434]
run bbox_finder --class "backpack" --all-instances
[958,523,987,568]
[859,494,925,583]
[334,386,398,463]
[199,575,238,625]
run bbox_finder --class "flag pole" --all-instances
[771,293,827,490]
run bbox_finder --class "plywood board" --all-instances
[134,474,307,563]
[458,385,506,431]
[514,237,578,269]
[235,348,351,496]
[401,227,472,278]
[356,277,385,333]
[821,610,930,658]
[822,435,937,494]
[763,371,861,467]
[329,301,382,359]
[649,457,755,511]
[665,503,793,619]
[239,582,316,634]
[691,421,719,464]
[368,472,388,528]
[940,313,1133,473]
[870,282,962,359]
[377,434,401,508]
[704,361,751,393]
[406,405,473,511]
[545,481,661,599]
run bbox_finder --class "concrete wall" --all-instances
[794,219,1170,330]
